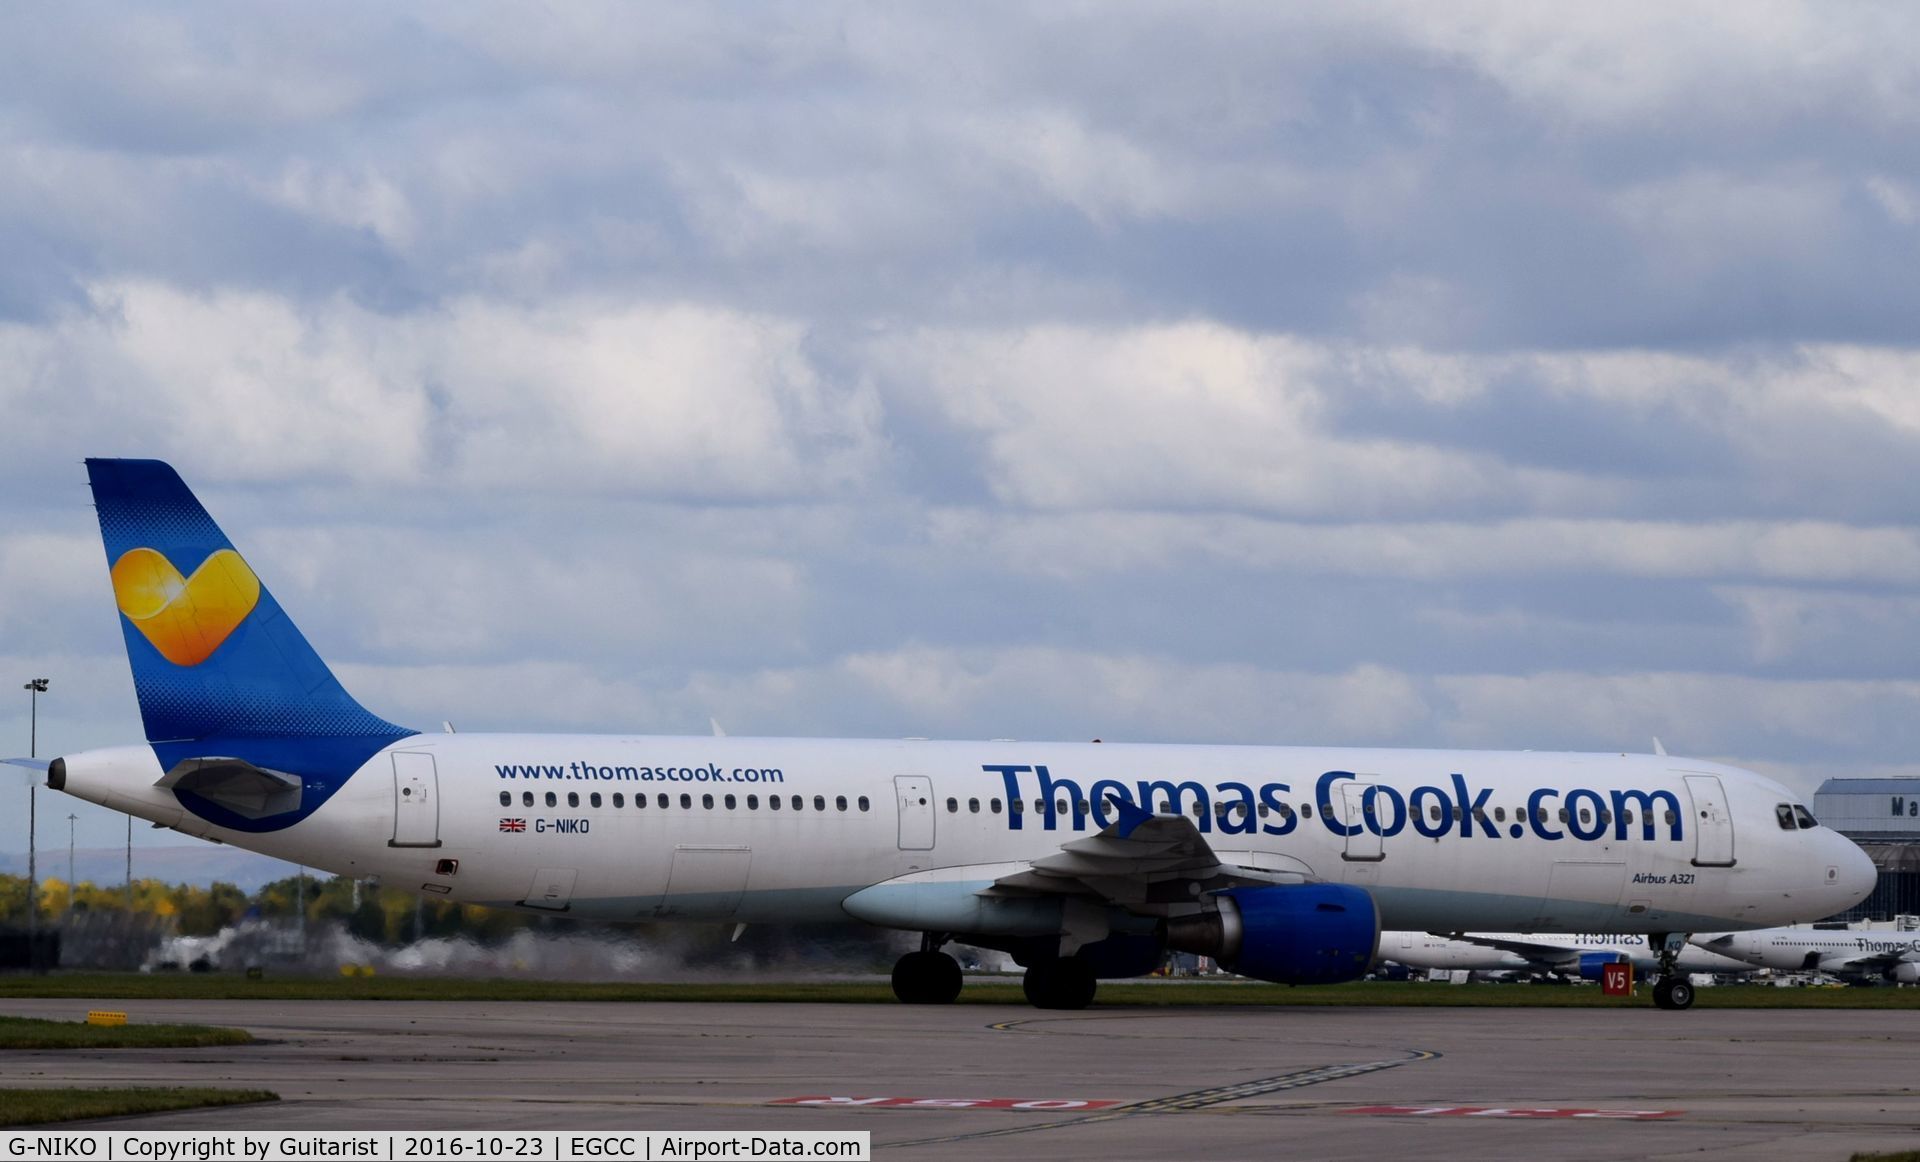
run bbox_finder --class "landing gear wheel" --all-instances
[890,950,962,1004]
[1652,977,1695,1011]
[1022,958,1098,1010]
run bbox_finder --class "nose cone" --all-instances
[1831,835,1878,909]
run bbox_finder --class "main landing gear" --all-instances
[1649,932,1695,1011]
[1021,957,1097,1010]
[891,934,963,1004]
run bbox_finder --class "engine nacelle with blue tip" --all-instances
[1577,950,1629,981]
[1165,883,1380,985]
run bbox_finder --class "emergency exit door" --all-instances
[390,751,441,848]
[895,776,934,850]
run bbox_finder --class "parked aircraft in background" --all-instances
[32,460,1878,1010]
[1384,931,1755,979]
[1692,927,1920,983]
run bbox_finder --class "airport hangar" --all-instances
[1814,777,1920,922]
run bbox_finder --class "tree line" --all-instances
[0,872,549,944]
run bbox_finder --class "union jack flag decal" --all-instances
[499,818,527,832]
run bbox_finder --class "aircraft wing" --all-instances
[1823,949,1920,977]
[1430,933,1583,973]
[984,795,1309,906]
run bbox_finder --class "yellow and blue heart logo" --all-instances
[110,547,261,667]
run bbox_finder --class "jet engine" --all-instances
[1164,883,1379,985]
[1577,950,1629,981]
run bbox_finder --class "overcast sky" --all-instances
[5,3,1920,869]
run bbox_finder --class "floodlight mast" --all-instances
[23,678,49,974]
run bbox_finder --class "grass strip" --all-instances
[0,1087,277,1127]
[2,973,1918,1008]
[0,1015,253,1050]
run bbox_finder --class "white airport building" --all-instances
[1812,778,1920,921]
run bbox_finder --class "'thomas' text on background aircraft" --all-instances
[1383,931,1755,980]
[38,461,1877,1010]
[1692,927,1920,983]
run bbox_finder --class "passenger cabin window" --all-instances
[725,794,736,809]
[658,793,669,808]
[747,794,758,809]
[680,793,692,809]
[1793,805,1818,829]
[1776,804,1797,830]
[545,791,557,808]
[702,793,714,809]
[770,794,782,811]
[836,795,848,811]
[791,795,802,811]
[946,797,958,813]
[590,792,601,808]
[969,797,980,814]
[567,792,579,808]
[859,796,870,811]
[499,791,511,807]
[523,791,534,808]
[813,795,826,811]
[613,792,624,808]
[989,798,1000,814]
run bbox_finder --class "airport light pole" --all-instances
[23,678,48,973]
[66,813,77,918]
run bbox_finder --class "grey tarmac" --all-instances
[3,997,1918,1161]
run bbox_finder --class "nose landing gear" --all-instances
[891,933,963,1004]
[1649,932,1695,1011]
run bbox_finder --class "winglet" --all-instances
[1105,793,1154,839]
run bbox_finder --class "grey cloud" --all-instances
[6,4,1920,862]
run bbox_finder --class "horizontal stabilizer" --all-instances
[155,756,304,819]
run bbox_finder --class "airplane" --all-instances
[26,459,1878,1011]
[1691,927,1920,984]
[1383,930,1756,981]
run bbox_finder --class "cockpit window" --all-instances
[1793,805,1818,829]
[1775,804,1797,830]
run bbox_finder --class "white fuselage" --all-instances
[56,734,1876,937]
[1383,931,1756,975]
[1692,927,1920,980]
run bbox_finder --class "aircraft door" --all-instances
[1685,774,1736,867]
[659,846,753,919]
[390,751,441,848]
[895,775,934,850]
[520,867,577,911]
[1340,781,1385,862]
[1530,860,1628,929]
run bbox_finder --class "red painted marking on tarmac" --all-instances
[772,1096,1125,1111]
[1343,1105,1682,1120]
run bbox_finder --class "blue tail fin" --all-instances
[86,458,412,744]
